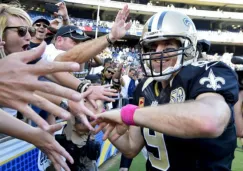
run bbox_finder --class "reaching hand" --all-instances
[69,89,96,131]
[95,109,128,141]
[86,85,117,109]
[32,124,73,171]
[49,18,62,30]
[71,99,104,132]
[109,4,132,41]
[0,42,83,130]
[54,2,68,20]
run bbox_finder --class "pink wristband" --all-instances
[121,104,139,126]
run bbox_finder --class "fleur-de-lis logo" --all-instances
[199,69,225,91]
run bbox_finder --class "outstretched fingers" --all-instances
[53,140,74,165]
[52,151,70,171]
[26,93,71,120]
[30,60,80,76]
[103,124,115,141]
[94,122,107,134]
[16,104,49,130]
[78,114,95,131]
[18,41,46,63]
[48,155,61,171]
[34,81,83,102]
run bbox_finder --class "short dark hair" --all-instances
[129,68,136,72]
[104,58,112,65]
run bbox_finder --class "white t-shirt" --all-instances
[120,75,131,99]
[41,44,65,62]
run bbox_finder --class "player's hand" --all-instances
[109,4,132,42]
[69,94,96,131]
[95,109,128,141]
[31,123,73,171]
[70,99,104,131]
[86,85,117,109]
[75,120,97,134]
[0,42,83,130]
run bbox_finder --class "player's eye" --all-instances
[163,48,177,53]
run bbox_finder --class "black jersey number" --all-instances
[143,128,170,171]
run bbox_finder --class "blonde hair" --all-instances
[0,4,32,58]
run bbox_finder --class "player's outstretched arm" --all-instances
[54,4,131,64]
[234,91,243,138]
[0,42,84,130]
[97,93,231,140]
[0,109,73,171]
[135,93,230,138]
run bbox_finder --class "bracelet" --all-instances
[81,83,91,93]
[106,34,114,45]
[77,82,91,93]
[121,104,138,126]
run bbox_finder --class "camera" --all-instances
[80,140,101,161]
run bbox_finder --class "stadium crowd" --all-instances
[0,1,243,171]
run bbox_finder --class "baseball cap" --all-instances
[85,74,101,84]
[55,25,90,42]
[32,16,50,26]
[104,58,112,64]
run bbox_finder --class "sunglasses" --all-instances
[34,23,48,28]
[107,70,114,75]
[4,26,36,37]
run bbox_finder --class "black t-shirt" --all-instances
[29,41,41,49]
[27,42,42,64]
[133,61,239,171]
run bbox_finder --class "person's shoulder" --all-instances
[180,61,236,79]
[136,77,153,92]
[182,61,239,103]
[188,60,234,71]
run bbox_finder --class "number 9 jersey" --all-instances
[132,61,239,171]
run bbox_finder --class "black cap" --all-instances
[104,58,112,64]
[85,74,101,84]
[32,16,50,26]
[55,25,90,42]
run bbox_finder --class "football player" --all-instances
[95,11,239,171]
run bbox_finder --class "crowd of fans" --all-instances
[1,2,243,171]
[27,10,243,46]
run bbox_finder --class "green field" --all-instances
[101,139,243,171]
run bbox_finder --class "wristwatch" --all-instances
[60,99,69,111]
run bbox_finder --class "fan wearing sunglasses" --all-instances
[101,66,115,85]
[1,10,36,56]
[0,4,99,171]
[30,16,50,48]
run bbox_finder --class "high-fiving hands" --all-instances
[0,42,84,130]
[95,109,129,141]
